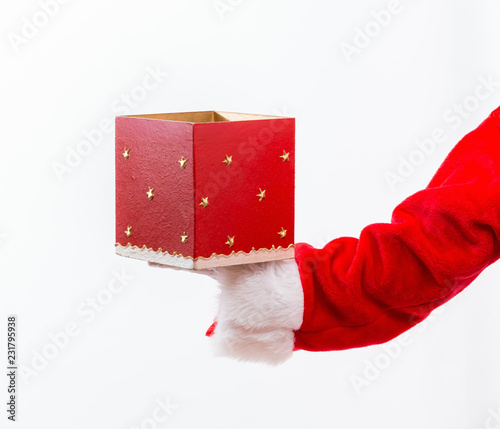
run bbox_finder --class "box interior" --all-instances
[125,111,285,123]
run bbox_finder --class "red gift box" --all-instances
[115,111,295,269]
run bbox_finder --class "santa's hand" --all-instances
[207,259,304,365]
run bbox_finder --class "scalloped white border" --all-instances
[115,243,295,269]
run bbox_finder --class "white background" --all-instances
[2,0,500,428]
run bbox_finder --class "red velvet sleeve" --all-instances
[293,106,500,352]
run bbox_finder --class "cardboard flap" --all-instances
[125,111,286,123]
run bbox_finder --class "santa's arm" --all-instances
[209,106,500,363]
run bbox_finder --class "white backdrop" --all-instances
[2,0,500,428]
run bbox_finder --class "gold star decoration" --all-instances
[278,227,287,239]
[179,156,187,169]
[225,236,235,247]
[125,226,132,238]
[147,187,154,200]
[256,188,266,202]
[123,148,131,159]
[222,154,232,166]
[181,232,188,243]
[199,197,209,208]
[279,150,290,162]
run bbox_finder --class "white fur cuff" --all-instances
[210,259,304,365]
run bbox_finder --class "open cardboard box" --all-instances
[115,111,295,269]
